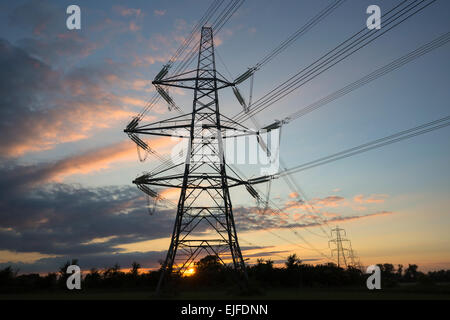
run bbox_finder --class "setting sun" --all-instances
[183,268,196,277]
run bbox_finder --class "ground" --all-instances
[1,284,450,300]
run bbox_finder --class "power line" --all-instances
[256,0,347,69]
[277,115,450,177]
[286,31,450,122]
[217,56,334,242]
[172,0,245,76]
[134,0,243,121]
[225,166,334,258]
[231,30,450,236]
[234,0,437,123]
[129,0,246,172]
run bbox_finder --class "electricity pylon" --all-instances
[125,26,267,293]
[328,225,359,268]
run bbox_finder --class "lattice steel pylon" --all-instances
[125,26,266,294]
[328,225,359,268]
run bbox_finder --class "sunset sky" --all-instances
[0,0,449,274]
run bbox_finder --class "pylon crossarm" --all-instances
[154,67,231,87]
[125,113,191,133]
[133,174,248,189]
[156,69,198,82]
[129,126,256,139]
[153,77,233,90]
[126,111,257,139]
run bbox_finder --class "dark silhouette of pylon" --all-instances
[125,26,259,294]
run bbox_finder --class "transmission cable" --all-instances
[234,0,437,123]
[284,31,450,122]
[277,115,450,177]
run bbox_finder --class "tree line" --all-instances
[1,254,450,293]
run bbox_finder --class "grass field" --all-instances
[2,284,450,300]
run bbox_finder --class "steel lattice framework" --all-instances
[125,27,269,293]
[328,226,359,268]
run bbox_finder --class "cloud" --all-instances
[119,95,149,107]
[129,79,155,92]
[50,137,173,179]
[17,33,98,63]
[8,1,100,63]
[0,39,139,158]
[0,250,165,274]
[353,194,388,204]
[111,6,144,33]
[283,192,390,214]
[2,2,189,159]
[0,158,180,267]
[129,21,141,32]
[233,203,394,233]
[8,0,61,36]
[131,53,171,67]
[328,211,394,223]
[154,10,166,16]
[0,138,175,191]
[214,28,233,47]
[159,188,181,202]
[288,192,299,198]
[283,195,346,212]
[243,249,291,259]
[313,196,345,207]
[0,153,395,274]
[116,7,142,17]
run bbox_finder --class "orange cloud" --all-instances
[57,137,174,179]
[132,54,170,67]
[130,79,154,92]
[284,200,306,210]
[2,103,134,158]
[313,196,345,207]
[50,141,137,180]
[284,196,345,212]
[119,96,148,107]
[159,188,180,201]
[329,211,394,223]
[115,6,142,17]
[353,194,388,204]
[17,137,176,187]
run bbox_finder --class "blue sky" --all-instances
[0,0,449,273]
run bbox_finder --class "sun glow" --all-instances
[183,267,196,277]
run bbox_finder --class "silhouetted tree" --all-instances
[193,255,228,286]
[285,254,302,269]
[42,272,58,290]
[0,266,17,292]
[377,263,397,287]
[84,268,101,288]
[404,264,419,282]
[131,261,140,277]
[58,259,78,288]
[3,257,448,293]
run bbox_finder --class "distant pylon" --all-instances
[328,225,359,268]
